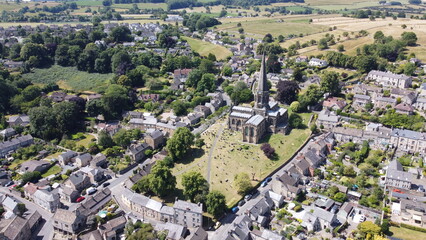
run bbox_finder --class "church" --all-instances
[228,55,289,144]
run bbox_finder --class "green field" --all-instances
[215,18,328,39]
[182,36,232,60]
[390,226,426,240]
[76,134,95,148]
[173,113,312,207]
[22,65,114,92]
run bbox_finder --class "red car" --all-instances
[76,196,85,203]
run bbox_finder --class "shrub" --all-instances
[294,205,302,212]
[400,223,426,233]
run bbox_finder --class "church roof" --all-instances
[246,115,265,126]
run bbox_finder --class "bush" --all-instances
[294,205,302,212]
[400,223,426,233]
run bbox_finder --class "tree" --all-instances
[381,219,390,234]
[318,38,328,50]
[110,26,133,42]
[102,0,112,6]
[226,81,254,104]
[263,33,273,43]
[199,59,215,74]
[261,143,275,159]
[197,73,216,92]
[166,127,195,160]
[126,223,157,240]
[358,221,382,237]
[401,32,418,46]
[290,101,301,113]
[21,171,41,184]
[373,31,385,43]
[333,192,347,203]
[289,113,305,129]
[171,100,188,116]
[320,71,340,96]
[276,81,300,104]
[266,54,281,73]
[102,84,130,119]
[113,129,132,147]
[222,65,232,77]
[403,63,416,76]
[143,162,176,197]
[337,44,345,52]
[186,69,203,88]
[234,173,252,196]
[112,51,132,75]
[182,171,209,202]
[206,191,227,218]
[292,67,304,82]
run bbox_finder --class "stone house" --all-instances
[125,143,151,162]
[58,151,77,166]
[317,109,339,130]
[352,94,371,110]
[395,103,414,115]
[90,153,107,168]
[18,160,50,175]
[7,115,30,127]
[271,171,301,199]
[65,172,91,192]
[59,185,79,203]
[366,70,412,89]
[322,97,346,110]
[33,189,60,213]
[308,58,328,68]
[75,153,92,168]
[385,160,412,190]
[374,96,396,109]
[173,200,203,228]
[52,209,86,235]
[144,130,165,149]
[0,135,34,158]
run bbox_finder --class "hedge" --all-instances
[400,223,426,233]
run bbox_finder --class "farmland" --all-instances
[22,65,114,92]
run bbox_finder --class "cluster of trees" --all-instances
[183,13,221,31]
[276,72,340,111]
[324,32,416,73]
[224,81,254,105]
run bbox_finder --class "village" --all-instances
[2,0,426,239]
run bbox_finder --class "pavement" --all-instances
[206,122,225,184]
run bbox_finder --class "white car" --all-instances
[86,187,97,195]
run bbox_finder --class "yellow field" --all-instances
[284,16,426,61]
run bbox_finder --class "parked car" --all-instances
[244,194,252,201]
[76,196,85,203]
[231,206,239,213]
[261,181,267,187]
[86,187,97,195]
[265,177,272,182]
[92,183,98,188]
[4,181,14,187]
[238,200,245,206]
[9,184,17,190]
[103,182,110,187]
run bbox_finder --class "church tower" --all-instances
[255,54,270,110]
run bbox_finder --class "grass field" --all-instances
[22,65,114,92]
[172,113,312,207]
[182,36,232,60]
[42,165,62,178]
[389,226,426,240]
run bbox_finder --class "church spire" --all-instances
[258,53,269,92]
[255,53,270,109]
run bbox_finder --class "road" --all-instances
[0,187,54,240]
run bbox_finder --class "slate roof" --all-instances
[173,200,202,213]
[245,115,265,126]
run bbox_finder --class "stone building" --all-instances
[228,55,288,143]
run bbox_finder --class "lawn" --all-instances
[172,112,312,207]
[182,36,232,60]
[389,226,426,240]
[22,65,114,92]
[42,165,62,178]
[76,134,95,148]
